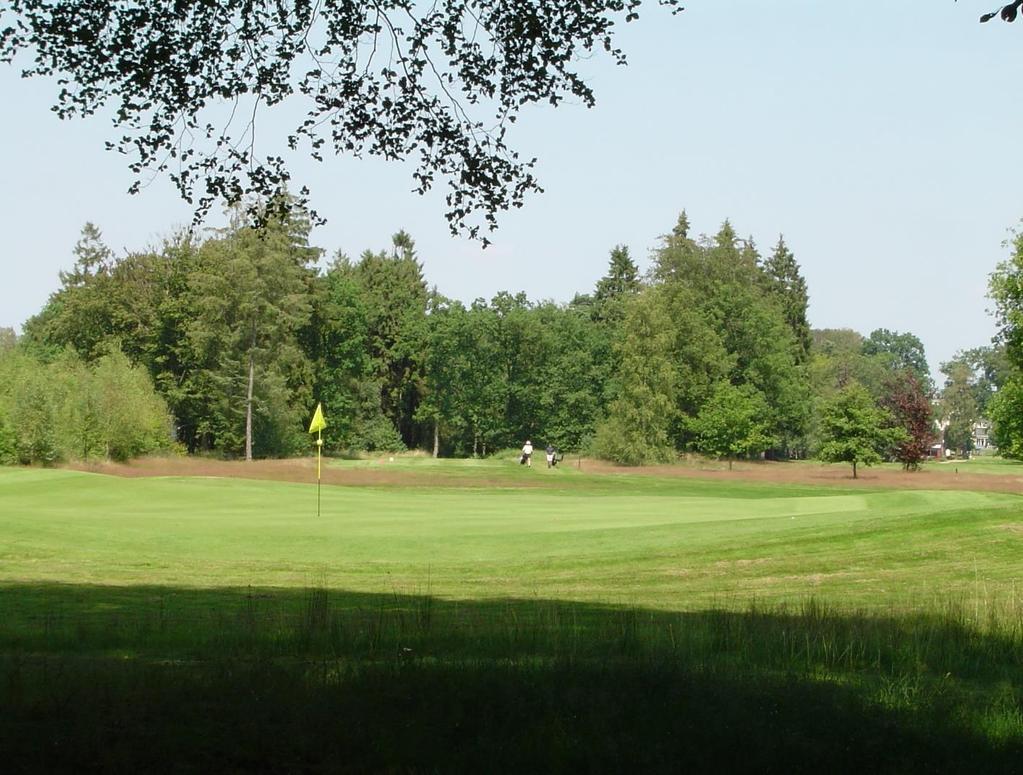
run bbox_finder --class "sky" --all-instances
[1,1,1021,382]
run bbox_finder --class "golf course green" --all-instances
[2,463,1020,609]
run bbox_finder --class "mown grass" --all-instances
[2,467,1019,608]
[1,465,1022,771]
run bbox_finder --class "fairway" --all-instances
[3,464,1021,610]
[3,462,1023,772]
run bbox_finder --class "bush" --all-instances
[0,346,172,464]
[356,414,407,453]
[89,351,173,460]
[592,415,676,466]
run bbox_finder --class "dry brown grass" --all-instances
[63,454,1023,495]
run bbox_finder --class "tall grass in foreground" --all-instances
[2,584,1021,772]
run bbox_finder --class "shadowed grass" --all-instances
[1,583,1021,773]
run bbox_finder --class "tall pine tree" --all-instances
[593,289,677,465]
[353,232,429,447]
[592,245,640,323]
[761,236,811,363]
[183,208,317,458]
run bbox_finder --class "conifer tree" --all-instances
[593,245,640,323]
[306,256,403,452]
[184,208,317,458]
[761,236,812,363]
[593,290,676,466]
[27,223,119,361]
[652,210,699,283]
[60,223,113,288]
[671,211,691,242]
[353,232,429,446]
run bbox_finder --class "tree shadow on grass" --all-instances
[1,582,1021,773]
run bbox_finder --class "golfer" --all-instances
[545,443,556,468]
[521,439,534,466]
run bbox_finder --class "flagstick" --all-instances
[316,430,322,518]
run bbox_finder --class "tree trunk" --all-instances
[852,461,857,479]
[728,459,733,471]
[473,431,479,458]
[245,349,254,462]
[433,421,439,458]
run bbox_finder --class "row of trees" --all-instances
[17,210,625,459]
[7,207,975,468]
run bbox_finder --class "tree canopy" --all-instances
[862,329,932,393]
[1,0,680,241]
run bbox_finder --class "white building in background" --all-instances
[930,416,996,458]
[972,419,994,452]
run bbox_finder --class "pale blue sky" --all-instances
[1,1,1021,379]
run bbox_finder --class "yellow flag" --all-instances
[308,402,327,434]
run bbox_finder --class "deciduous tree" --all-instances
[940,361,980,458]
[862,329,932,393]
[416,294,471,457]
[989,229,1023,367]
[879,371,935,471]
[817,384,906,479]
[989,375,1023,458]
[945,346,1010,416]
[689,382,775,469]
[977,2,1023,23]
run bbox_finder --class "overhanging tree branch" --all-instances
[958,0,1023,22]
[0,0,683,243]
[976,0,1023,22]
